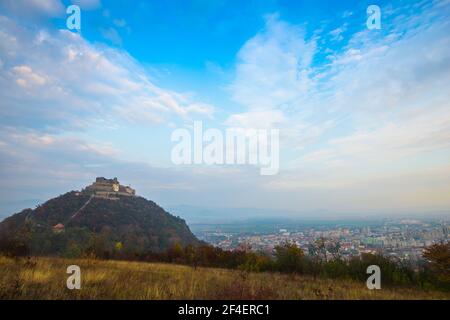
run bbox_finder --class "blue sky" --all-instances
[0,0,449,220]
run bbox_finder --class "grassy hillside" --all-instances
[1,256,449,300]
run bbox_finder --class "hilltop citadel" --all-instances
[83,177,136,199]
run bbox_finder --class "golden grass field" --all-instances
[0,256,449,300]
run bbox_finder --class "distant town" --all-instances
[191,217,449,265]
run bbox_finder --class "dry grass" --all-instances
[0,256,448,300]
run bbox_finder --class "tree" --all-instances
[326,241,341,260]
[167,242,184,263]
[115,241,123,251]
[423,242,450,289]
[274,242,305,273]
[64,242,82,258]
[308,237,328,262]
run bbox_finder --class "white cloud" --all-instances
[299,103,450,167]
[0,0,65,18]
[0,15,214,131]
[226,14,327,152]
[12,65,47,87]
[225,110,286,129]
[329,25,346,42]
[100,27,123,45]
[229,14,316,111]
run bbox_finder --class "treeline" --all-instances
[156,242,449,292]
[0,234,448,292]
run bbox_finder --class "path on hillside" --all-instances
[68,195,94,222]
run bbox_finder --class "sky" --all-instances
[0,0,449,220]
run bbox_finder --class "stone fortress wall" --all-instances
[84,177,136,199]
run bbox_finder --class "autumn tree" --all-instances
[423,241,450,289]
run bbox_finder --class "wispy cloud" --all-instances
[229,14,316,111]
[0,15,214,131]
[225,2,450,211]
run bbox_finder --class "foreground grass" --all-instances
[0,256,448,300]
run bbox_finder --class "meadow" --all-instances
[0,256,449,300]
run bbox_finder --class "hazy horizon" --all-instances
[1,185,449,223]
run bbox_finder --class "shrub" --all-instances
[274,243,306,273]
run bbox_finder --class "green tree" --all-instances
[274,242,305,273]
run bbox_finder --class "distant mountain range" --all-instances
[168,204,450,225]
[166,205,307,224]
